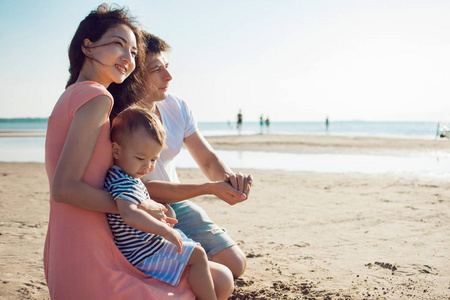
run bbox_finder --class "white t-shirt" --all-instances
[141,94,197,184]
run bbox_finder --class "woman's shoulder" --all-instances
[67,81,113,107]
[54,81,113,118]
[66,81,112,98]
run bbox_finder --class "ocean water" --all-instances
[0,118,443,138]
[0,118,47,131]
[1,118,449,175]
[198,120,441,139]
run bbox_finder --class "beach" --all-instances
[0,135,449,299]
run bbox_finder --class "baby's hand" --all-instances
[138,200,167,221]
[163,217,178,227]
[162,228,183,254]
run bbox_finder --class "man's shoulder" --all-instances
[158,95,193,119]
[162,94,189,108]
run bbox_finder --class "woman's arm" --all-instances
[51,95,118,213]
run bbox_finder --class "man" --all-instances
[138,32,253,278]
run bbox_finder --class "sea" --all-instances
[1,118,449,176]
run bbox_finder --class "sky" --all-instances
[1,0,450,122]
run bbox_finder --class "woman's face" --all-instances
[84,24,137,87]
[144,52,172,102]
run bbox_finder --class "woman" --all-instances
[44,4,197,299]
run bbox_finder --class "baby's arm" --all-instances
[137,200,178,225]
[116,199,183,253]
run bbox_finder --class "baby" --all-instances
[104,106,216,299]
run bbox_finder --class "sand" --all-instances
[0,134,449,299]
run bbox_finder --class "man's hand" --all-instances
[224,172,253,197]
[209,172,253,205]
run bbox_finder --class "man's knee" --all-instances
[211,245,247,278]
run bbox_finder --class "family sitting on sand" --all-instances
[44,4,252,299]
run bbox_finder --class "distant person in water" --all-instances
[260,115,264,134]
[325,116,329,131]
[237,110,243,134]
[265,116,270,133]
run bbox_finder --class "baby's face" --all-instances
[112,127,162,179]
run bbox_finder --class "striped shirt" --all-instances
[105,166,165,266]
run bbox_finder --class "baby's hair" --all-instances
[111,105,166,147]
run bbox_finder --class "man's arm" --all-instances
[145,131,253,205]
[145,180,245,205]
[184,131,253,199]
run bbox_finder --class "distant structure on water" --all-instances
[436,122,449,139]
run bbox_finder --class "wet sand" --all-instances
[206,134,448,155]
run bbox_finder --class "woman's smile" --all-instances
[115,64,127,75]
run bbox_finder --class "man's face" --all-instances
[145,52,172,101]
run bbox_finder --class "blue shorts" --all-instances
[170,200,235,259]
[135,229,197,286]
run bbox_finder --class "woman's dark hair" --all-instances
[112,30,172,116]
[66,3,147,118]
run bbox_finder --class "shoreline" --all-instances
[205,134,449,155]
[0,130,46,137]
[1,131,448,152]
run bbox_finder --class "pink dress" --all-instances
[44,81,195,300]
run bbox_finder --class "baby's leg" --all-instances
[186,245,218,300]
[208,260,234,300]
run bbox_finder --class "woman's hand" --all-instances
[138,199,177,225]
